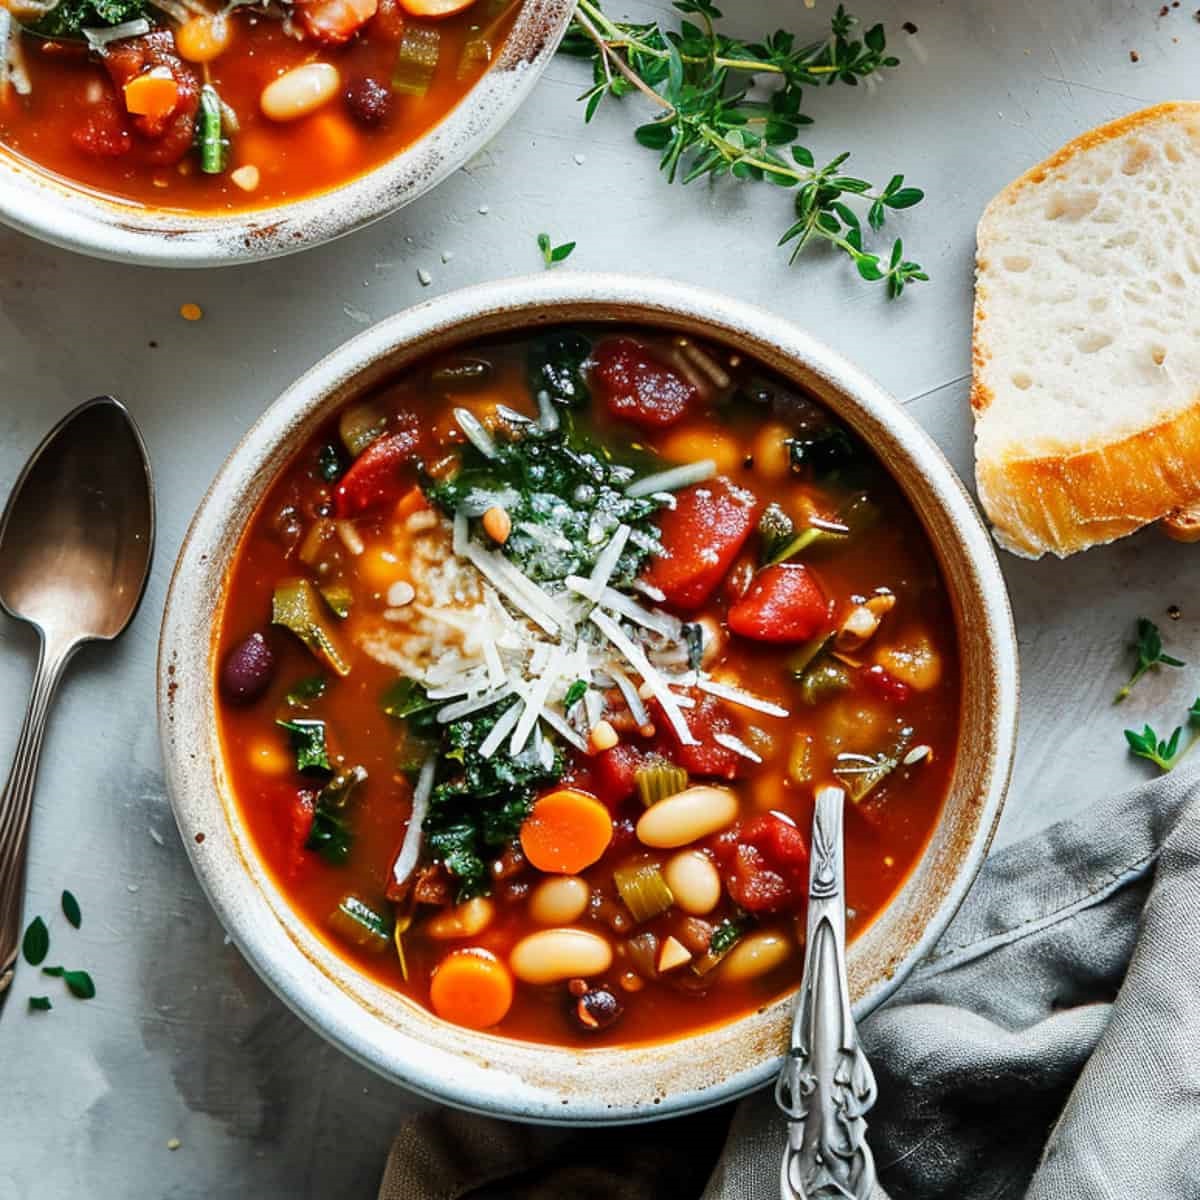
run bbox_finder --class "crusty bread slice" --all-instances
[972,102,1200,558]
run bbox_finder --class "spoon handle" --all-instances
[776,784,878,1200]
[0,636,72,1008]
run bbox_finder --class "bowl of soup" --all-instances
[0,0,571,264]
[159,273,1018,1122]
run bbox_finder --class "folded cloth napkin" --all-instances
[378,770,1200,1200]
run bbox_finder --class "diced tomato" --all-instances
[642,478,760,610]
[727,564,831,643]
[369,0,407,38]
[861,663,911,704]
[334,427,420,518]
[101,33,200,164]
[71,94,133,158]
[295,0,378,44]
[725,813,810,914]
[593,337,698,429]
[590,744,644,809]
[265,785,316,881]
[654,694,741,779]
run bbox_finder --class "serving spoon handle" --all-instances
[777,784,878,1200]
[0,632,75,1007]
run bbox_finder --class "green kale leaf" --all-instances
[28,0,147,38]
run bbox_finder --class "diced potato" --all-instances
[752,422,792,480]
[875,632,943,692]
[821,697,885,755]
[660,428,743,474]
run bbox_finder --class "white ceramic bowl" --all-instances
[0,0,572,267]
[158,273,1019,1124]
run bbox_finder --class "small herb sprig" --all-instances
[20,892,95,1011]
[1115,617,1185,703]
[562,1,927,296]
[537,232,576,267]
[1126,698,1200,773]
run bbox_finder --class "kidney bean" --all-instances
[345,76,392,127]
[220,632,276,704]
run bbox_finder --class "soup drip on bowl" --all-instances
[214,326,962,1047]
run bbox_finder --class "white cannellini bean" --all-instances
[663,850,722,915]
[636,786,738,849]
[720,929,794,983]
[528,876,590,926]
[425,897,494,940]
[509,928,612,985]
[261,62,340,122]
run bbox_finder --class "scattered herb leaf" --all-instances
[63,969,96,1000]
[1124,697,1200,773]
[42,965,65,978]
[61,891,81,930]
[276,718,332,774]
[709,915,751,956]
[1115,617,1185,702]
[537,231,577,267]
[28,996,52,1012]
[562,1,926,295]
[21,917,49,966]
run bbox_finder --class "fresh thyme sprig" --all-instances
[1115,617,1185,703]
[1125,698,1200,773]
[561,0,927,296]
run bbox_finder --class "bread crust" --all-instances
[971,102,1200,556]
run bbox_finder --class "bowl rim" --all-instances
[157,272,1019,1124]
[0,0,573,268]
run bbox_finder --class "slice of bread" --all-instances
[972,102,1200,558]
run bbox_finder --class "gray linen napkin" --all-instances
[379,769,1200,1200]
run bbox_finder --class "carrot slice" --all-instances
[520,788,613,875]
[398,0,474,15]
[429,948,513,1029]
[123,68,180,121]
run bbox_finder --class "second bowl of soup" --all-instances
[160,274,1017,1121]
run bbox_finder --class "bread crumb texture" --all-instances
[972,102,1200,558]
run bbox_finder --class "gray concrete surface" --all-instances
[2,0,1198,1194]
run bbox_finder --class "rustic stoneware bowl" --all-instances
[0,0,572,267]
[159,273,1019,1124]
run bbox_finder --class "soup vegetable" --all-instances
[0,0,516,210]
[216,327,960,1046]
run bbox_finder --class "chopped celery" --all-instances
[634,759,688,808]
[320,583,353,619]
[328,895,392,954]
[456,26,491,79]
[338,401,387,458]
[798,660,851,707]
[614,861,674,923]
[392,25,440,97]
[272,578,351,676]
[787,632,833,679]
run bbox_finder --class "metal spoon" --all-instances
[0,397,154,1011]
[777,784,878,1200]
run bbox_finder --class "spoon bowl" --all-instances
[0,397,154,1009]
[0,398,155,641]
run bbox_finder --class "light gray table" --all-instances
[2,1,1198,1195]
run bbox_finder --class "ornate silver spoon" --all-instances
[777,783,878,1200]
[0,398,154,1013]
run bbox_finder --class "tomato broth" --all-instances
[216,326,961,1047]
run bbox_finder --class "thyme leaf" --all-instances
[1115,617,1185,703]
[563,1,926,295]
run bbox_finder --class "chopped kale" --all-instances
[381,678,439,725]
[423,701,564,899]
[276,718,332,774]
[563,679,588,709]
[709,916,752,957]
[682,622,704,672]
[286,675,327,707]
[27,0,146,37]
[527,330,592,407]
[424,422,663,584]
[317,443,345,483]
[787,424,860,479]
[305,768,367,865]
